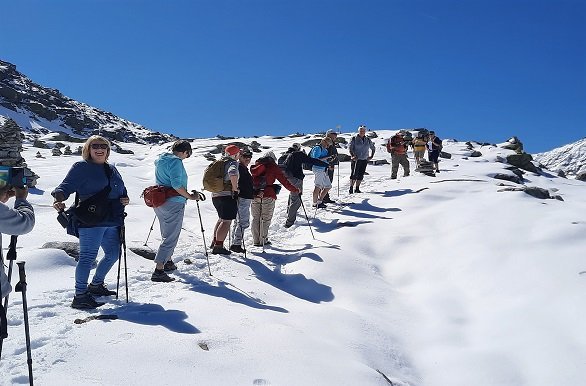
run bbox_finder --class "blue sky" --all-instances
[1,0,584,152]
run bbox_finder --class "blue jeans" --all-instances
[76,226,120,295]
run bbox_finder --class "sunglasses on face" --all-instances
[91,143,109,150]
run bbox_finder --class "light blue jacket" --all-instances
[155,153,188,204]
[349,135,376,160]
[309,145,329,172]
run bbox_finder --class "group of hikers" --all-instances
[0,126,442,311]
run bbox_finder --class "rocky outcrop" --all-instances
[0,118,39,186]
[506,153,540,173]
[0,59,176,145]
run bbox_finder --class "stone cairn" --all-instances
[0,118,39,186]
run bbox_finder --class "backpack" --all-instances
[202,159,227,192]
[387,135,403,153]
[251,163,268,194]
[141,185,181,208]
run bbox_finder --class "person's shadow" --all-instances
[110,302,200,334]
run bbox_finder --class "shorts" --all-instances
[429,150,440,164]
[212,196,238,220]
[313,169,332,189]
[350,159,368,180]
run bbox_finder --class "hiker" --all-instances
[279,144,329,228]
[210,145,241,255]
[309,137,334,208]
[251,151,299,246]
[52,136,129,309]
[151,140,203,282]
[348,125,375,193]
[321,129,339,204]
[229,148,254,253]
[387,132,410,179]
[427,130,443,172]
[412,132,427,166]
[1,182,35,326]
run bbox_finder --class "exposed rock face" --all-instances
[534,137,586,178]
[501,136,524,153]
[0,59,176,145]
[0,118,39,186]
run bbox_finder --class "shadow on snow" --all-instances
[112,302,200,334]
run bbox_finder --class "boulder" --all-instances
[41,241,80,260]
[506,153,540,173]
[493,173,523,184]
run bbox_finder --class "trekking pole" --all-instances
[0,236,17,359]
[116,213,129,302]
[144,215,156,246]
[299,200,315,240]
[195,200,212,276]
[14,262,33,386]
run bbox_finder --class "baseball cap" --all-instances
[291,143,301,151]
[224,145,240,156]
[326,129,337,136]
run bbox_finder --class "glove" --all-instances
[231,190,239,200]
[192,190,206,201]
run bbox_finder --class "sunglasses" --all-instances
[91,143,109,150]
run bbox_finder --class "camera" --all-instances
[0,166,33,189]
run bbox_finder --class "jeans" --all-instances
[285,176,304,227]
[76,226,120,295]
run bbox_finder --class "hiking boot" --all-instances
[151,269,175,282]
[322,197,335,204]
[229,244,245,253]
[163,260,177,272]
[312,202,327,209]
[355,188,362,193]
[211,246,232,255]
[284,222,294,228]
[404,173,410,177]
[71,293,105,309]
[391,176,397,180]
[349,187,354,194]
[88,283,116,296]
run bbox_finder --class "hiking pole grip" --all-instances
[16,261,27,289]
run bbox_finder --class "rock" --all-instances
[63,146,72,155]
[506,153,540,173]
[502,136,524,153]
[557,170,566,178]
[470,151,482,157]
[523,186,551,199]
[370,159,389,165]
[576,172,586,181]
[52,147,62,156]
[440,151,452,159]
[41,241,80,260]
[33,139,48,148]
[493,173,523,184]
[505,166,525,177]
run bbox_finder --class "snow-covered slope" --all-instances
[534,137,586,177]
[1,132,585,386]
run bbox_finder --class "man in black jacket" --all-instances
[230,148,254,253]
[280,144,329,228]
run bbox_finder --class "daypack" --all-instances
[251,163,268,194]
[202,159,228,192]
[142,185,181,208]
[387,135,404,153]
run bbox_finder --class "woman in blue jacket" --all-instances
[52,136,129,309]
[309,137,334,208]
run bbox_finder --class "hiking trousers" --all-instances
[153,201,185,264]
[251,197,276,245]
[285,176,303,227]
[391,153,410,178]
[231,198,252,246]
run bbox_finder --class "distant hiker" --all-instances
[279,144,329,228]
[251,151,299,246]
[387,132,410,179]
[427,131,442,172]
[321,129,339,204]
[412,132,427,166]
[1,182,35,326]
[309,137,334,208]
[348,125,375,193]
[230,148,254,253]
[151,140,203,282]
[52,136,129,309]
[210,145,241,255]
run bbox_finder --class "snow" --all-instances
[1,131,586,386]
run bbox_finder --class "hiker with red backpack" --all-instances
[250,151,299,247]
[387,132,410,179]
[149,140,203,282]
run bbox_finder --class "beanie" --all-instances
[224,145,240,156]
